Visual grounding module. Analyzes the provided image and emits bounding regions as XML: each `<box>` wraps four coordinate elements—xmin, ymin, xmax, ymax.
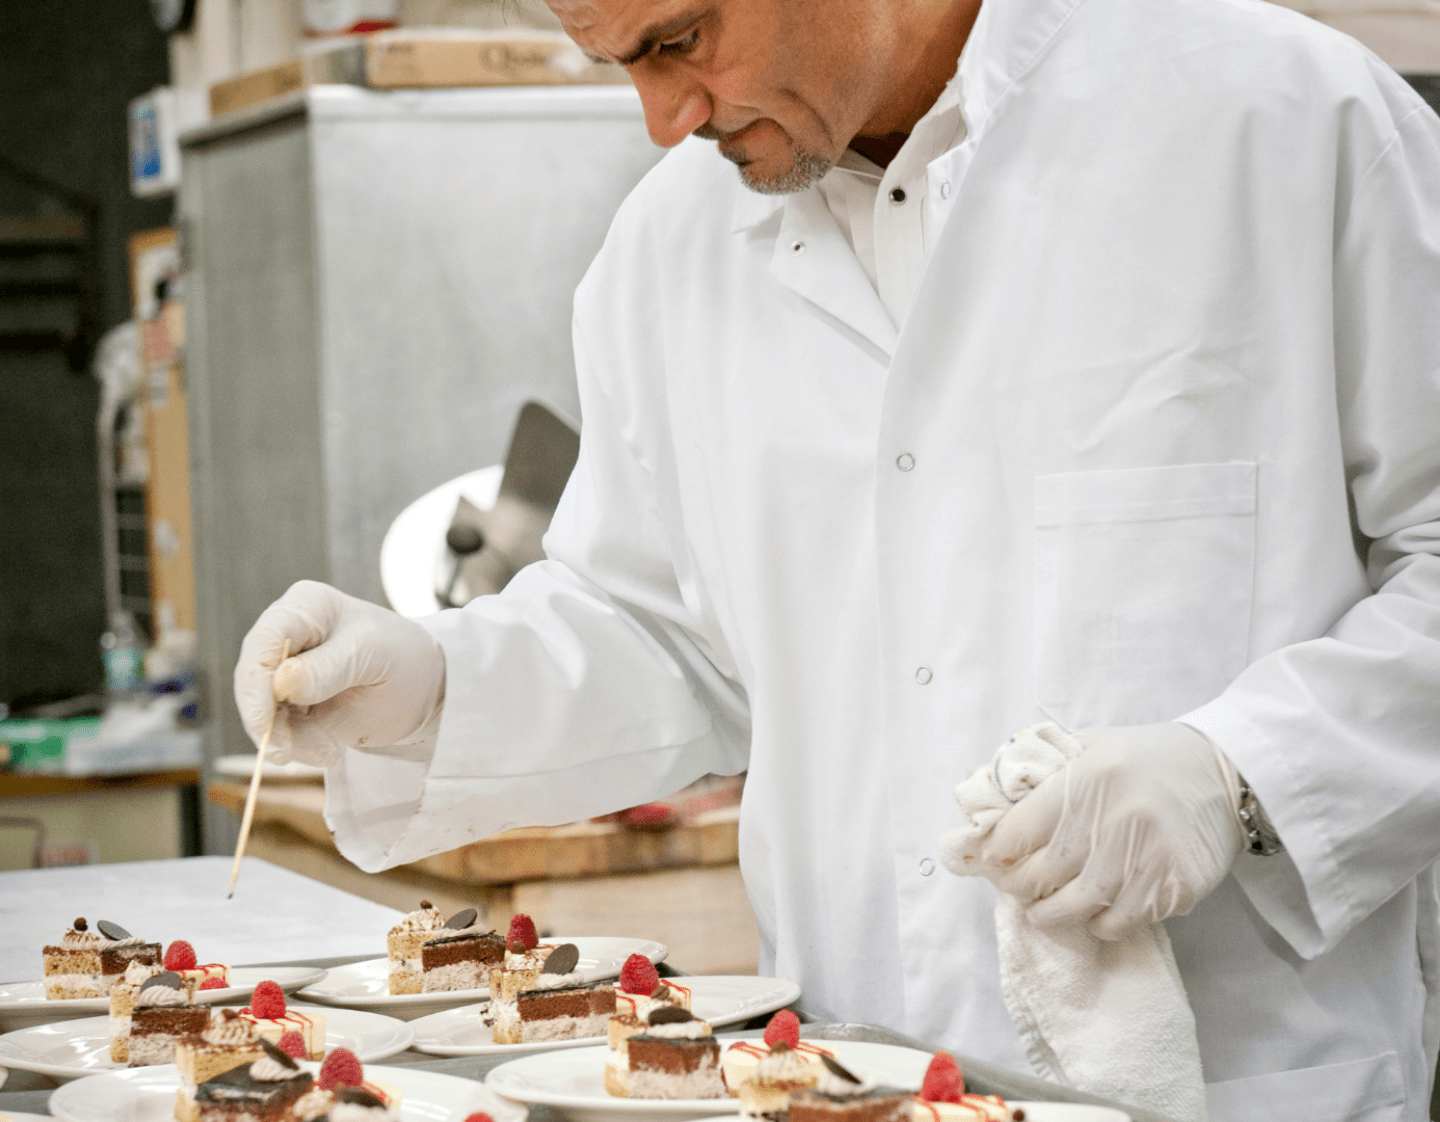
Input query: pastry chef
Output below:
<box><xmin>234</xmin><ymin>0</ymin><xmax>1440</xmax><ymax>1116</ymax></box>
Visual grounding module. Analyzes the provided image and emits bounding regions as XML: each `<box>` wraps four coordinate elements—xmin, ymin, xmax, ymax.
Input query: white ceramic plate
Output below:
<box><xmin>0</xmin><ymin>1113</ymin><xmax>57</xmax><ymax>1122</ymax></box>
<box><xmin>686</xmin><ymin>1109</ymin><xmax>1126</xmax><ymax>1122</ymax></box>
<box><xmin>0</xmin><ymin>1003</ymin><xmax>413</xmax><ymax>1082</ymax></box>
<box><xmin>410</xmin><ymin>975</ymin><xmax>802</xmax><ymax>1056</ymax></box>
<box><xmin>213</xmin><ymin>753</ymin><xmax>325</xmax><ymax>781</ymax></box>
<box><xmin>299</xmin><ymin>936</ymin><xmax>668</xmax><ymax>1021</ymax></box>
<box><xmin>48</xmin><ymin>1061</ymin><xmax>526</xmax><ymax>1122</ymax></box>
<box><xmin>487</xmin><ymin>1039</ymin><xmax>939</xmax><ymax>1122</ymax></box>
<box><xmin>0</xmin><ymin>965</ymin><xmax>327</xmax><ymax>1033</ymax></box>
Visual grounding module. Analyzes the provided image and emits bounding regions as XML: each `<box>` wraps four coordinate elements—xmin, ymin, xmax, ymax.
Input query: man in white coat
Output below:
<box><xmin>234</xmin><ymin>0</ymin><xmax>1440</xmax><ymax>1116</ymax></box>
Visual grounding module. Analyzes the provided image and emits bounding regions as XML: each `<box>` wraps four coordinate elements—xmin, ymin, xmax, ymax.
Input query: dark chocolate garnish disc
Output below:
<box><xmin>820</xmin><ymin>1053</ymin><xmax>862</xmax><ymax>1084</ymax></box>
<box><xmin>97</xmin><ymin>920</ymin><xmax>131</xmax><ymax>940</ymax></box>
<box><xmin>147</xmin><ymin>971</ymin><xmax>184</xmax><ymax>990</ymax></box>
<box><xmin>542</xmin><ymin>943</ymin><xmax>580</xmax><ymax>975</ymax></box>
<box><xmin>258</xmin><ymin>1034</ymin><xmax>300</xmax><ymax>1070</ymax></box>
<box><xmin>336</xmin><ymin>1086</ymin><xmax>386</xmax><ymax>1106</ymax></box>
<box><xmin>419</xmin><ymin>899</ymin><xmax>433</xmax><ymax>909</ymax></box>
<box><xmin>446</xmin><ymin>907</ymin><xmax>477</xmax><ymax>930</ymax></box>
<box><xmin>648</xmin><ymin>1005</ymin><xmax>695</xmax><ymax>1025</ymax></box>
<box><xmin>73</xmin><ymin>917</ymin><xmax>88</xmax><ymax>932</ymax></box>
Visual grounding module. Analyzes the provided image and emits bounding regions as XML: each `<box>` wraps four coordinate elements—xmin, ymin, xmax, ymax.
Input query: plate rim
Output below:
<box><xmin>297</xmin><ymin>936</ymin><xmax>669</xmax><ymax>1008</ymax></box>
<box><xmin>0</xmin><ymin>964</ymin><xmax>327</xmax><ymax>1011</ymax></box>
<box><xmin>46</xmin><ymin>1060</ymin><xmax>529</xmax><ymax>1122</ymax></box>
<box><xmin>483</xmin><ymin>1039</ymin><xmax>934</xmax><ymax>1113</ymax></box>
<box><xmin>410</xmin><ymin>975</ymin><xmax>802</xmax><ymax>1057</ymax></box>
<box><xmin>0</xmin><ymin>1002</ymin><xmax>414</xmax><ymax>1080</ymax></box>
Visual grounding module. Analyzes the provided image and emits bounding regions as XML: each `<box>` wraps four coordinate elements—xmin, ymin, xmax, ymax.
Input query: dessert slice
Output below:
<box><xmin>738</xmin><ymin>1037</ymin><xmax>831</xmax><ymax>1121</ymax></box>
<box><xmin>484</xmin><ymin>913</ymin><xmax>557</xmax><ymax>1000</ymax></box>
<box><xmin>239</xmin><ymin>980</ymin><xmax>326</xmax><ymax>1060</ymax></box>
<box><xmin>165</xmin><ymin>940</ymin><xmax>230</xmax><ymax>991</ymax></box>
<box><xmin>490</xmin><ymin>942</ymin><xmax>615</xmax><ymax>1043</ymax></box>
<box><xmin>614</xmin><ymin>1007</ymin><xmax>725</xmax><ymax>1100</ymax></box>
<box><xmin>43</xmin><ymin>917</ymin><xmax>160</xmax><ymax>999</ymax></box>
<box><xmin>419</xmin><ymin>906</ymin><xmax>507</xmax><ymax>993</ymax></box>
<box><xmin>606</xmin><ymin>952</ymin><xmax>692</xmax><ymax>1059</ymax></box>
<box><xmin>909</xmin><ymin>1052</ymin><xmax>1020</xmax><ymax>1122</ymax></box>
<box><xmin>723</xmin><ymin>1010</ymin><xmax>834</xmax><ymax>1096</ymax></box>
<box><xmin>115</xmin><ymin>967</ymin><xmax>207</xmax><ymax>1066</ymax></box>
<box><xmin>174</xmin><ymin>1009</ymin><xmax>268</xmax><ymax>1122</ymax></box>
<box><xmin>788</xmin><ymin>1054</ymin><xmax>915</xmax><ymax>1122</ymax></box>
<box><xmin>386</xmin><ymin>900</ymin><xmax>447</xmax><ymax>994</ymax></box>
<box><xmin>289</xmin><ymin>1047</ymin><xmax>404</xmax><ymax>1120</ymax></box>
<box><xmin>192</xmin><ymin>1036</ymin><xmax>314</xmax><ymax>1121</ymax></box>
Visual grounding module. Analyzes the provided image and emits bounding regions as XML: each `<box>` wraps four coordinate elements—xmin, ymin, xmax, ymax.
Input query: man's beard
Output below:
<box><xmin>694</xmin><ymin>122</ymin><xmax>833</xmax><ymax>195</ymax></box>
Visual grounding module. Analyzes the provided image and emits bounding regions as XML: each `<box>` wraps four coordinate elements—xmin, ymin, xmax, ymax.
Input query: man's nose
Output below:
<box><xmin>631</xmin><ymin>67</ymin><xmax>711</xmax><ymax>148</ymax></box>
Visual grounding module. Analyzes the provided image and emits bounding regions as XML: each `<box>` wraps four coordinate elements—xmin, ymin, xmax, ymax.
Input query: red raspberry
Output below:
<box><xmin>199</xmin><ymin>976</ymin><xmax>227</xmax><ymax>990</ymax></box>
<box><xmin>318</xmin><ymin>1047</ymin><xmax>364</xmax><ymax>1090</ymax></box>
<box><xmin>920</xmin><ymin>1051</ymin><xmax>965</xmax><ymax>1104</ymax></box>
<box><xmin>763</xmin><ymin>1009</ymin><xmax>801</xmax><ymax>1049</ymax></box>
<box><xmin>507</xmin><ymin>914</ymin><xmax>538</xmax><ymax>950</ymax></box>
<box><xmin>618</xmin><ymin>953</ymin><xmax>660</xmax><ymax>995</ymax></box>
<box><xmin>249</xmin><ymin>980</ymin><xmax>286</xmax><ymax>1020</ymax></box>
<box><xmin>278</xmin><ymin>1032</ymin><xmax>307</xmax><ymax>1059</ymax></box>
<box><xmin>163</xmin><ymin>940</ymin><xmax>197</xmax><ymax>971</ymax></box>
<box><xmin>463</xmin><ymin>1115</ymin><xmax>496</xmax><ymax>1122</ymax></box>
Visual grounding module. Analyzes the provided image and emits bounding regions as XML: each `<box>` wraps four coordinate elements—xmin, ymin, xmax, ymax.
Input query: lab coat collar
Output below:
<box><xmin>726</xmin><ymin>0</ymin><xmax>1086</xmax><ymax>239</ymax></box>
<box><xmin>769</xmin><ymin>186</ymin><xmax>899</xmax><ymax>356</ymax></box>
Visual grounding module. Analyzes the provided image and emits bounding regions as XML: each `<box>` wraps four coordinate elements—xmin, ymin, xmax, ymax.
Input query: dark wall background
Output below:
<box><xmin>0</xmin><ymin>0</ymin><xmax>172</xmax><ymax>710</ymax></box>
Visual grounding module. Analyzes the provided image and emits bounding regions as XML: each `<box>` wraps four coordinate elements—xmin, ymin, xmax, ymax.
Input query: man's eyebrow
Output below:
<box><xmin>585</xmin><ymin>9</ymin><xmax>709</xmax><ymax>67</ymax></box>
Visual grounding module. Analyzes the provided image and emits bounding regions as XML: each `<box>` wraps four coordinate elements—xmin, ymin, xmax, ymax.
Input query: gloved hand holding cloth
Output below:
<box><xmin>233</xmin><ymin>580</ymin><xmax>447</xmax><ymax>767</ymax></box>
<box><xmin>941</xmin><ymin>721</ymin><xmax>1248</xmax><ymax>1122</ymax></box>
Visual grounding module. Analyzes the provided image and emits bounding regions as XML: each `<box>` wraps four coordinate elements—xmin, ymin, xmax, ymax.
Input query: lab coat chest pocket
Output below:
<box><xmin>1205</xmin><ymin>1052</ymin><xmax>1404</xmax><ymax>1122</ymax></box>
<box><xmin>1033</xmin><ymin>461</ymin><xmax>1257</xmax><ymax>729</ymax></box>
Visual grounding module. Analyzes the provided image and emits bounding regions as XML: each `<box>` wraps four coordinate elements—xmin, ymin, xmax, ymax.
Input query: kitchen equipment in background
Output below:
<box><xmin>441</xmin><ymin>401</ymin><xmax>579</xmax><ymax>605</ymax></box>
<box><xmin>180</xmin><ymin>85</ymin><xmax>661</xmax><ymax>854</ymax></box>
<box><xmin>379</xmin><ymin>401</ymin><xmax>581</xmax><ymax>614</ymax></box>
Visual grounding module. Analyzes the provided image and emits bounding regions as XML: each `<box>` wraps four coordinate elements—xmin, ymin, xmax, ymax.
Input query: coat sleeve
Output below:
<box><xmin>1181</xmin><ymin>95</ymin><xmax>1440</xmax><ymax>959</ymax></box>
<box><xmin>324</xmin><ymin>210</ymin><xmax>752</xmax><ymax>873</ymax></box>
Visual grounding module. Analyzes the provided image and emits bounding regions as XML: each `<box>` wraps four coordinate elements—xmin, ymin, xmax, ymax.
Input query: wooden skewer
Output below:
<box><xmin>227</xmin><ymin>637</ymin><xmax>290</xmax><ymax>899</ymax></box>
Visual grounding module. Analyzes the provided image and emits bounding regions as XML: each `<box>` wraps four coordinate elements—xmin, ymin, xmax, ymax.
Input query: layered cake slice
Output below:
<box><xmin>43</xmin><ymin>917</ymin><xmax>161</xmax><ymax>999</ymax></box>
<box><xmin>420</xmin><ymin>907</ymin><xmax>507</xmax><ymax>993</ymax></box>
<box><xmin>165</xmin><ymin>940</ymin><xmax>229</xmax><ymax>991</ymax></box>
<box><xmin>191</xmin><ymin>1036</ymin><xmax>314</xmax><ymax>1121</ymax></box>
<box><xmin>609</xmin><ymin>1007</ymin><xmax>724</xmax><ymax>1100</ymax></box>
<box><xmin>239</xmin><ymin>980</ymin><xmax>326</xmax><ymax>1060</ymax></box>
<box><xmin>485</xmin><ymin>913</ymin><xmax>556</xmax><ymax>999</ymax></box>
<box><xmin>723</xmin><ymin>1010</ymin><xmax>833</xmax><ymax>1096</ymax></box>
<box><xmin>909</xmin><ymin>1053</ymin><xmax>1020</xmax><ymax>1122</ymax></box>
<box><xmin>386</xmin><ymin>900</ymin><xmax>447</xmax><ymax>994</ymax></box>
<box><xmin>109</xmin><ymin>963</ymin><xmax>204</xmax><ymax>1064</ymax></box>
<box><xmin>738</xmin><ymin>1039</ymin><xmax>832</xmax><ymax>1121</ymax></box>
<box><xmin>788</xmin><ymin>1054</ymin><xmax>915</xmax><ymax>1122</ymax></box>
<box><xmin>288</xmin><ymin>1047</ymin><xmax>404</xmax><ymax>1120</ymax></box>
<box><xmin>607</xmin><ymin>952</ymin><xmax>692</xmax><ymax>1061</ymax></box>
<box><xmin>490</xmin><ymin>943</ymin><xmax>615</xmax><ymax>1044</ymax></box>
<box><xmin>174</xmin><ymin>1009</ymin><xmax>268</xmax><ymax>1122</ymax></box>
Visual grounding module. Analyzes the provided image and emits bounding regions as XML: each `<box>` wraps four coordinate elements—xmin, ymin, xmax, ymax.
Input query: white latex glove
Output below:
<box><xmin>981</xmin><ymin>722</ymin><xmax>1245</xmax><ymax>941</ymax></box>
<box><xmin>233</xmin><ymin>580</ymin><xmax>446</xmax><ymax>767</ymax></box>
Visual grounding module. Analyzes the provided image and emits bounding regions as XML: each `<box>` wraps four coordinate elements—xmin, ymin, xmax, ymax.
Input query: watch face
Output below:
<box><xmin>150</xmin><ymin>0</ymin><xmax>195</xmax><ymax>33</ymax></box>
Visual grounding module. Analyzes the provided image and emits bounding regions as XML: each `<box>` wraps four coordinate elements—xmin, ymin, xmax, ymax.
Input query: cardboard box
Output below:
<box><xmin>364</xmin><ymin>28</ymin><xmax>628</xmax><ymax>88</ymax></box>
<box><xmin>209</xmin><ymin>40</ymin><xmax>367</xmax><ymax>117</ymax></box>
<box><xmin>208</xmin><ymin>30</ymin><xmax>626</xmax><ymax>118</ymax></box>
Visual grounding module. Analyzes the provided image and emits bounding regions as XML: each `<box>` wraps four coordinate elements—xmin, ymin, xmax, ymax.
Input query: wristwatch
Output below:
<box><xmin>1237</xmin><ymin>774</ymin><xmax>1284</xmax><ymax>856</ymax></box>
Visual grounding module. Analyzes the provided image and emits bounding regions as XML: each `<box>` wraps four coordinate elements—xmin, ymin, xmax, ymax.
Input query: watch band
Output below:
<box><xmin>1237</xmin><ymin>774</ymin><xmax>1284</xmax><ymax>856</ymax></box>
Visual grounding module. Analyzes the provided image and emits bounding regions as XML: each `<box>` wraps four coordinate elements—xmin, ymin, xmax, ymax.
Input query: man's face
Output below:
<box><xmin>550</xmin><ymin>0</ymin><xmax>890</xmax><ymax>194</ymax></box>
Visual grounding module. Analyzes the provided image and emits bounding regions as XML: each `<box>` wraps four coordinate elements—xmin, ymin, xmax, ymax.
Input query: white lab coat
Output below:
<box><xmin>323</xmin><ymin>0</ymin><xmax>1440</xmax><ymax>1115</ymax></box>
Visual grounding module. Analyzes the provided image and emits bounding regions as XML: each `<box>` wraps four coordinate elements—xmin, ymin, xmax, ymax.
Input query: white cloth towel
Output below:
<box><xmin>940</xmin><ymin>722</ymin><xmax>1208</xmax><ymax>1122</ymax></box>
